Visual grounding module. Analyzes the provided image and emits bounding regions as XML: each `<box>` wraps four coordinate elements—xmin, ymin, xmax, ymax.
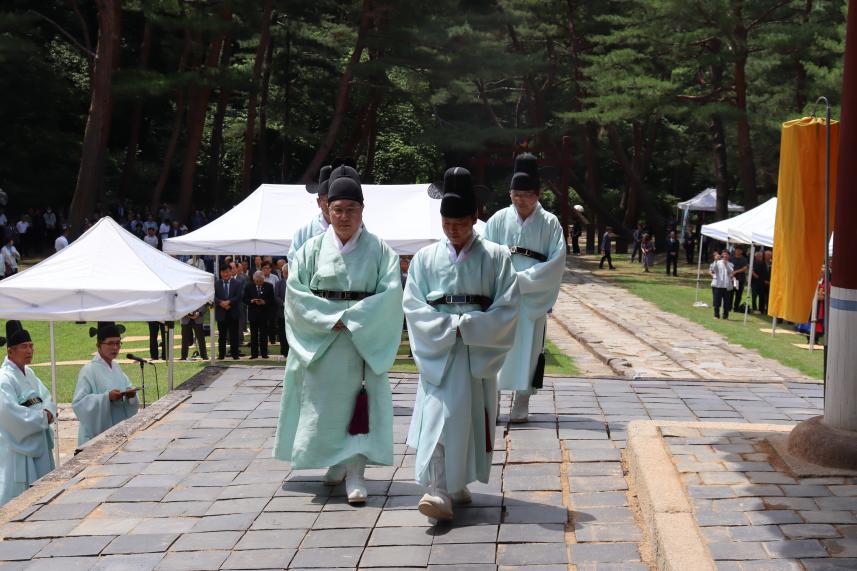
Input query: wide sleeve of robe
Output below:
<box><xmin>0</xmin><ymin>377</ymin><xmax>50</xmax><ymax>457</ymax></box>
<box><xmin>403</xmin><ymin>239</ymin><xmax>519</xmax><ymax>385</ymax></box>
<box><xmin>285</xmin><ymin>232</ymin><xmax>403</xmax><ymax>375</ymax></box>
<box><xmin>402</xmin><ymin>252</ymin><xmax>463</xmax><ymax>387</ymax></box>
<box><xmin>513</xmin><ymin>213</ymin><xmax>567</xmax><ymax>316</ymax></box>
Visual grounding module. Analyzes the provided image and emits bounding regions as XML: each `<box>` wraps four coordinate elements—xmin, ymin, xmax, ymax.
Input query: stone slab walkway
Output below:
<box><xmin>0</xmin><ymin>364</ymin><xmax>827</xmax><ymax>571</ymax></box>
<box><xmin>552</xmin><ymin>265</ymin><xmax>816</xmax><ymax>383</ymax></box>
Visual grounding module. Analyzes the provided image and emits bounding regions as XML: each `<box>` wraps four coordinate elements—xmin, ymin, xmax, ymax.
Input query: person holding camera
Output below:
<box><xmin>709</xmin><ymin>250</ymin><xmax>735</xmax><ymax>319</ymax></box>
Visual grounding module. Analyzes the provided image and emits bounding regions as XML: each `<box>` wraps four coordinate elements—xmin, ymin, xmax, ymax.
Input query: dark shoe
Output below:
<box><xmin>232</xmin><ymin>355</ymin><xmax>240</xmax><ymax>360</ymax></box>
<box><xmin>249</xmin><ymin>355</ymin><xmax>257</xmax><ymax>360</ymax></box>
<box><xmin>261</xmin><ymin>354</ymin><xmax>269</xmax><ymax>359</ymax></box>
<box><xmin>218</xmin><ymin>354</ymin><xmax>226</xmax><ymax>360</ymax></box>
<box><xmin>609</xmin><ymin>267</ymin><xmax>617</xmax><ymax>270</ymax></box>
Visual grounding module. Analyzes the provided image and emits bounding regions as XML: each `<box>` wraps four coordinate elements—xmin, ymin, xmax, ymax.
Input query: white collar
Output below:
<box><xmin>515</xmin><ymin>203</ymin><xmax>541</xmax><ymax>228</ymax></box>
<box><xmin>446</xmin><ymin>232</ymin><xmax>477</xmax><ymax>264</ymax></box>
<box><xmin>318</xmin><ymin>212</ymin><xmax>330</xmax><ymax>231</ymax></box>
<box><xmin>94</xmin><ymin>352</ymin><xmax>115</xmax><ymax>371</ymax></box>
<box><xmin>331</xmin><ymin>226</ymin><xmax>363</xmax><ymax>254</ymax></box>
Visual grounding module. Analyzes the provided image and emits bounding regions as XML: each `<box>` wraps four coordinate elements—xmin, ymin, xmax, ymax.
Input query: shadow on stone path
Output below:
<box><xmin>0</xmin><ymin>363</ymin><xmax>825</xmax><ymax>570</ymax></box>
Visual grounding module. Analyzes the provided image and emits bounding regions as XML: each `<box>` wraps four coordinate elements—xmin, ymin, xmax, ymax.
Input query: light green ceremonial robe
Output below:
<box><xmin>484</xmin><ymin>203</ymin><xmax>566</xmax><ymax>392</ymax></box>
<box><xmin>0</xmin><ymin>358</ymin><xmax>56</xmax><ymax>506</ymax></box>
<box><xmin>274</xmin><ymin>227</ymin><xmax>403</xmax><ymax>468</ymax></box>
<box><xmin>73</xmin><ymin>354</ymin><xmax>139</xmax><ymax>446</ymax></box>
<box><xmin>404</xmin><ymin>234</ymin><xmax>519</xmax><ymax>493</ymax></box>
<box><xmin>287</xmin><ymin>213</ymin><xmax>328</xmax><ymax>264</ymax></box>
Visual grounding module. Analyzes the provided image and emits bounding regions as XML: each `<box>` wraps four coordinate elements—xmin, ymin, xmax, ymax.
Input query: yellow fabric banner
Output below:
<box><xmin>769</xmin><ymin>117</ymin><xmax>838</xmax><ymax>323</ymax></box>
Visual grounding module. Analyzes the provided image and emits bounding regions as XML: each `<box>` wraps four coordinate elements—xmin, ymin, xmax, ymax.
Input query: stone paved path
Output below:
<box><xmin>663</xmin><ymin>424</ymin><xmax>857</xmax><ymax>571</ymax></box>
<box><xmin>0</xmin><ymin>365</ymin><xmax>826</xmax><ymax>570</ymax></box>
<box><xmin>552</xmin><ymin>265</ymin><xmax>815</xmax><ymax>383</ymax></box>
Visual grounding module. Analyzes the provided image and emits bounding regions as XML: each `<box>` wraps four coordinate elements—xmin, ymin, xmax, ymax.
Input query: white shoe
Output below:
<box><xmin>323</xmin><ymin>464</ymin><xmax>346</xmax><ymax>486</ymax></box>
<box><xmin>345</xmin><ymin>458</ymin><xmax>367</xmax><ymax>504</ymax></box>
<box><xmin>450</xmin><ymin>485</ymin><xmax>472</xmax><ymax>505</ymax></box>
<box><xmin>418</xmin><ymin>491</ymin><xmax>453</xmax><ymax>521</ymax></box>
<box><xmin>510</xmin><ymin>392</ymin><xmax>530</xmax><ymax>423</ymax></box>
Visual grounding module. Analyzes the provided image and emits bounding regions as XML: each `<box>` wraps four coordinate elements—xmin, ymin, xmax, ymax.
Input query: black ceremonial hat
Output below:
<box><xmin>438</xmin><ymin>167</ymin><xmax>477</xmax><ymax>218</ymax></box>
<box><xmin>305</xmin><ymin>165</ymin><xmax>333</xmax><ymax>195</ymax></box>
<box><xmin>512</xmin><ymin>152</ymin><xmax>540</xmax><ymax>189</ymax></box>
<box><xmin>327</xmin><ymin>176</ymin><xmax>364</xmax><ymax>204</ymax></box>
<box><xmin>5</xmin><ymin>320</ymin><xmax>31</xmax><ymax>347</ymax></box>
<box><xmin>328</xmin><ymin>165</ymin><xmax>361</xmax><ymax>187</ymax></box>
<box><xmin>510</xmin><ymin>171</ymin><xmax>539</xmax><ymax>192</ymax></box>
<box><xmin>89</xmin><ymin>321</ymin><xmax>126</xmax><ymax>341</ymax></box>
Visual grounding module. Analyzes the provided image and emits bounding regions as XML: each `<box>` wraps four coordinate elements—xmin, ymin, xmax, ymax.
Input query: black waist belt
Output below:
<box><xmin>311</xmin><ymin>289</ymin><xmax>372</xmax><ymax>301</ymax></box>
<box><xmin>20</xmin><ymin>397</ymin><xmax>43</xmax><ymax>407</ymax></box>
<box><xmin>509</xmin><ymin>246</ymin><xmax>547</xmax><ymax>262</ymax></box>
<box><xmin>428</xmin><ymin>294</ymin><xmax>491</xmax><ymax>308</ymax></box>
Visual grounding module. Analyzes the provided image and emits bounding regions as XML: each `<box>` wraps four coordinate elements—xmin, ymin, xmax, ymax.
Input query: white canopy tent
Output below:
<box><xmin>700</xmin><ymin>197</ymin><xmax>777</xmax><ymax>246</ymax></box>
<box><xmin>163</xmin><ymin>183</ymin><xmax>476</xmax><ymax>256</ymax></box>
<box><xmin>693</xmin><ymin>198</ymin><xmax>781</xmax><ymax>326</ymax></box>
<box><xmin>678</xmin><ymin>187</ymin><xmax>746</xmax><ymax>213</ymax></box>
<box><xmin>0</xmin><ymin>217</ymin><xmax>215</xmax><ymax>464</ymax></box>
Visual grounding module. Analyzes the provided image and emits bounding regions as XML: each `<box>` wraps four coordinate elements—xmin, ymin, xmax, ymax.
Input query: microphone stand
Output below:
<box><xmin>135</xmin><ymin>359</ymin><xmax>147</xmax><ymax>409</ymax></box>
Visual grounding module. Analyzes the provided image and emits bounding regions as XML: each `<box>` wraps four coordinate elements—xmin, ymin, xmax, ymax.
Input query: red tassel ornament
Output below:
<box><xmin>348</xmin><ymin>386</ymin><xmax>370</xmax><ymax>435</ymax></box>
<box><xmin>484</xmin><ymin>409</ymin><xmax>493</xmax><ymax>452</ymax></box>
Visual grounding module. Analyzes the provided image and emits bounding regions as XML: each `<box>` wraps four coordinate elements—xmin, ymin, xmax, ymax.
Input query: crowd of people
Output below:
<box><xmin>708</xmin><ymin>245</ymin><xmax>773</xmax><ymax>320</ymax></box>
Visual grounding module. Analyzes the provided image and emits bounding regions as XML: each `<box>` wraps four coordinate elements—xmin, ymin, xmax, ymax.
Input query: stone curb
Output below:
<box><xmin>0</xmin><ymin>365</ymin><xmax>224</xmax><ymax>527</ymax></box>
<box><xmin>549</xmin><ymin>313</ymin><xmax>638</xmax><ymax>379</ymax></box>
<box><xmin>627</xmin><ymin>420</ymin><xmax>796</xmax><ymax>571</ymax></box>
<box><xmin>626</xmin><ymin>420</ymin><xmax>713</xmax><ymax>571</ymax></box>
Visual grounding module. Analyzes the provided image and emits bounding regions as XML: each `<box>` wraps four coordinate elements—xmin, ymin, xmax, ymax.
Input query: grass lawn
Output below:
<box><xmin>20</xmin><ymin>320</ymin><xmax>578</xmax><ymax>403</ymax></box>
<box><xmin>576</xmin><ymin>252</ymin><xmax>824</xmax><ymax>380</ymax></box>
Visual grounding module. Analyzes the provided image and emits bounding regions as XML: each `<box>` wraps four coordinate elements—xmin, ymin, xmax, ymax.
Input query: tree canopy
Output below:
<box><xmin>0</xmin><ymin>0</ymin><xmax>846</xmax><ymax>237</ymax></box>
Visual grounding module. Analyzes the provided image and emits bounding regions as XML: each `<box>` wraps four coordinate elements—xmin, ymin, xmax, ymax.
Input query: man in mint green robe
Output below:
<box><xmin>274</xmin><ymin>173</ymin><xmax>403</xmax><ymax>504</ymax></box>
<box><xmin>73</xmin><ymin>322</ymin><xmax>139</xmax><ymax>446</ymax></box>
<box><xmin>0</xmin><ymin>322</ymin><xmax>56</xmax><ymax>506</ymax></box>
<box><xmin>484</xmin><ymin>155</ymin><xmax>566</xmax><ymax>422</ymax></box>
<box><xmin>404</xmin><ymin>167</ymin><xmax>519</xmax><ymax>522</ymax></box>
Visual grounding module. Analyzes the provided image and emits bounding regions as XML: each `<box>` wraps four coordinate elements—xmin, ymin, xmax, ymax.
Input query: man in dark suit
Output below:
<box><xmin>180</xmin><ymin>304</ymin><xmax>208</xmax><ymax>360</ymax></box>
<box><xmin>215</xmin><ymin>265</ymin><xmax>242</xmax><ymax>359</ymax></box>
<box><xmin>272</xmin><ymin>264</ymin><xmax>289</xmax><ymax>357</ymax></box>
<box><xmin>243</xmin><ymin>271</ymin><xmax>275</xmax><ymax>359</ymax></box>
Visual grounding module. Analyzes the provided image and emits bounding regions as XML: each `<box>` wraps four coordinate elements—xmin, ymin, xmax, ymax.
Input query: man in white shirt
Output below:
<box><xmin>54</xmin><ymin>226</ymin><xmax>70</xmax><ymax>252</ymax></box>
<box><xmin>709</xmin><ymin>250</ymin><xmax>735</xmax><ymax>319</ymax></box>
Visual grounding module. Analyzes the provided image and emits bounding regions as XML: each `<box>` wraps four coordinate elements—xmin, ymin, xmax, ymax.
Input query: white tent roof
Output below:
<box><xmin>163</xmin><ymin>184</ymin><xmax>484</xmax><ymax>256</ymax></box>
<box><xmin>700</xmin><ymin>197</ymin><xmax>777</xmax><ymax>247</ymax></box>
<box><xmin>0</xmin><ymin>217</ymin><xmax>213</xmax><ymax>321</ymax></box>
<box><xmin>678</xmin><ymin>187</ymin><xmax>745</xmax><ymax>213</ymax></box>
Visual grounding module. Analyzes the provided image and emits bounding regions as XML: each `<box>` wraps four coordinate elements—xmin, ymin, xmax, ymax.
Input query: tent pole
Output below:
<box><xmin>744</xmin><ymin>244</ymin><xmax>755</xmax><ymax>325</ymax></box>
<box><xmin>810</xmin><ymin>283</ymin><xmax>819</xmax><ymax>351</ymax></box>
<box><xmin>772</xmin><ymin>314</ymin><xmax>777</xmax><ymax>337</ymax></box>
<box><xmin>49</xmin><ymin>321</ymin><xmax>60</xmax><ymax>467</ymax></box>
<box><xmin>694</xmin><ymin>236</ymin><xmax>704</xmax><ymax>305</ymax></box>
<box><xmin>212</xmin><ymin>255</ymin><xmax>218</xmax><ymax>364</ymax></box>
<box><xmin>167</xmin><ymin>322</ymin><xmax>175</xmax><ymax>391</ymax></box>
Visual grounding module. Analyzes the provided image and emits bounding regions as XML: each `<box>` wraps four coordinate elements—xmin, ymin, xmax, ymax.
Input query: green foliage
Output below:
<box><xmin>0</xmin><ymin>0</ymin><xmax>846</xmax><ymax>225</ymax></box>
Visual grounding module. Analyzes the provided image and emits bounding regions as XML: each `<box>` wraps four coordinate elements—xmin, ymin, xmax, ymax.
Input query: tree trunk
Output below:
<box><xmin>119</xmin><ymin>17</ymin><xmax>152</xmax><ymax>202</ymax></box>
<box><xmin>733</xmin><ymin>8</ymin><xmax>758</xmax><ymax>208</ymax></box>
<box><xmin>280</xmin><ymin>27</ymin><xmax>292</xmax><ymax>183</ymax></box>
<box><xmin>300</xmin><ymin>0</ymin><xmax>373</xmax><ymax>182</ymax></box>
<box><xmin>607</xmin><ymin>123</ymin><xmax>665</xmax><ymax>237</ymax></box>
<box><xmin>711</xmin><ymin>113</ymin><xmax>730</xmax><ymax>220</ymax></box>
<box><xmin>68</xmin><ymin>0</ymin><xmax>121</xmax><ymax>235</ymax></box>
<box><xmin>207</xmin><ymin>37</ymin><xmax>235</xmax><ymax>209</ymax></box>
<box><xmin>795</xmin><ymin>0</ymin><xmax>813</xmax><ymax>111</ymax></box>
<box><xmin>258</xmin><ymin>32</ymin><xmax>274</xmax><ymax>183</ymax></box>
<box><xmin>362</xmin><ymin>93</ymin><xmax>380</xmax><ymax>182</ymax></box>
<box><xmin>240</xmin><ymin>0</ymin><xmax>274</xmax><ymax>194</ymax></box>
<box><xmin>176</xmin><ymin>3</ymin><xmax>232</xmax><ymax>222</ymax></box>
<box><xmin>151</xmin><ymin>31</ymin><xmax>192</xmax><ymax>213</ymax></box>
